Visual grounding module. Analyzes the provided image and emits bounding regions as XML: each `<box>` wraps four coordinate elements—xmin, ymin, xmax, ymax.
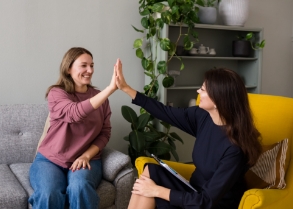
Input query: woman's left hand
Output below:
<box><xmin>70</xmin><ymin>156</ymin><xmax>91</xmax><ymax>172</ymax></box>
<box><xmin>132</xmin><ymin>175</ymin><xmax>158</xmax><ymax>197</ymax></box>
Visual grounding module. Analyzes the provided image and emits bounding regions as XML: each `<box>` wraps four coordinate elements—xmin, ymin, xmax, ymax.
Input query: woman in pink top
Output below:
<box><xmin>29</xmin><ymin>47</ymin><xmax>119</xmax><ymax>209</ymax></box>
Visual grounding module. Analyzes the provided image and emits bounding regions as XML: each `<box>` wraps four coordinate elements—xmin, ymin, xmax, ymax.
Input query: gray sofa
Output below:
<box><xmin>0</xmin><ymin>104</ymin><xmax>134</xmax><ymax>209</ymax></box>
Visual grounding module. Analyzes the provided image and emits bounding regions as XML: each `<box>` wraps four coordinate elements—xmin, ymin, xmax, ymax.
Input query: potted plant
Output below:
<box><xmin>122</xmin><ymin>0</ymin><xmax>200</xmax><ymax>165</ymax></box>
<box><xmin>232</xmin><ymin>32</ymin><xmax>266</xmax><ymax>57</ymax></box>
<box><xmin>195</xmin><ymin>0</ymin><xmax>220</xmax><ymax>24</ymax></box>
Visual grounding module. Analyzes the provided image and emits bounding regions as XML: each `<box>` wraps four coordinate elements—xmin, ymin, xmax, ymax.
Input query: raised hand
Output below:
<box><xmin>114</xmin><ymin>58</ymin><xmax>137</xmax><ymax>99</ymax></box>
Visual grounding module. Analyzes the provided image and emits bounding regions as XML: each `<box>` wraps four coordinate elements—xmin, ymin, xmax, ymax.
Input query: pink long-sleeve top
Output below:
<box><xmin>38</xmin><ymin>87</ymin><xmax>111</xmax><ymax>168</ymax></box>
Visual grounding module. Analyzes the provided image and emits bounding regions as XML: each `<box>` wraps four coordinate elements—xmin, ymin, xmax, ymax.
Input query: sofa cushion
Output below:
<box><xmin>10</xmin><ymin>163</ymin><xmax>116</xmax><ymax>209</ymax></box>
<box><xmin>0</xmin><ymin>104</ymin><xmax>48</xmax><ymax>164</ymax></box>
<box><xmin>0</xmin><ymin>164</ymin><xmax>28</xmax><ymax>209</ymax></box>
<box><xmin>245</xmin><ymin>138</ymin><xmax>290</xmax><ymax>189</ymax></box>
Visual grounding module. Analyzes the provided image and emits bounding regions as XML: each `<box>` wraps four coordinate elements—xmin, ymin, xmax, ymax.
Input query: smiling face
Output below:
<box><xmin>68</xmin><ymin>53</ymin><xmax>94</xmax><ymax>93</ymax></box>
<box><xmin>197</xmin><ymin>82</ymin><xmax>216</xmax><ymax>111</ymax></box>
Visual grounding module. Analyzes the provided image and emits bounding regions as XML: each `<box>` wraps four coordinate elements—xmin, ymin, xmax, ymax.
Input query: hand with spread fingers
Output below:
<box><xmin>70</xmin><ymin>156</ymin><xmax>91</xmax><ymax>172</ymax></box>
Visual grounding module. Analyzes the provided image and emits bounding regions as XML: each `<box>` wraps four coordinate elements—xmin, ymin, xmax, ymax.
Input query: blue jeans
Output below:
<box><xmin>29</xmin><ymin>152</ymin><xmax>102</xmax><ymax>209</ymax></box>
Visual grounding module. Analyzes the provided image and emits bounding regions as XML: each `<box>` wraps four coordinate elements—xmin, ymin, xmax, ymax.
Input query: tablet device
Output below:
<box><xmin>151</xmin><ymin>154</ymin><xmax>197</xmax><ymax>192</ymax></box>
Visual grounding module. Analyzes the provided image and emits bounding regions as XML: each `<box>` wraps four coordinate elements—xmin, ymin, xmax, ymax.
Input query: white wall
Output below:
<box><xmin>0</xmin><ymin>0</ymin><xmax>144</xmax><ymax>153</ymax></box>
<box><xmin>0</xmin><ymin>1</ymin><xmax>293</xmax><ymax>158</ymax></box>
<box><xmin>245</xmin><ymin>0</ymin><xmax>293</xmax><ymax>97</ymax></box>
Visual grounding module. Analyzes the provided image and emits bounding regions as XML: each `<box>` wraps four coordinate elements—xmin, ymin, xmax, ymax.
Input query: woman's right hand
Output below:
<box><xmin>115</xmin><ymin>59</ymin><xmax>137</xmax><ymax>99</ymax></box>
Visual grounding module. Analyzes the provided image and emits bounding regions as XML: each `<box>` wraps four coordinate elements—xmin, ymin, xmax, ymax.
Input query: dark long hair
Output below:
<box><xmin>204</xmin><ymin>68</ymin><xmax>262</xmax><ymax>167</ymax></box>
<box><xmin>45</xmin><ymin>47</ymin><xmax>94</xmax><ymax>98</ymax></box>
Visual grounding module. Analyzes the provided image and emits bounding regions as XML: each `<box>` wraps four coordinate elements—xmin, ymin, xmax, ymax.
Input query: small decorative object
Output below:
<box><xmin>198</xmin><ymin>44</ymin><xmax>210</xmax><ymax>54</ymax></box>
<box><xmin>209</xmin><ymin>48</ymin><xmax>216</xmax><ymax>55</ymax></box>
<box><xmin>232</xmin><ymin>32</ymin><xmax>265</xmax><ymax>57</ymax></box>
<box><xmin>218</xmin><ymin>0</ymin><xmax>249</xmax><ymax>27</ymax></box>
<box><xmin>195</xmin><ymin>0</ymin><xmax>219</xmax><ymax>24</ymax></box>
<box><xmin>188</xmin><ymin>47</ymin><xmax>198</xmax><ymax>55</ymax></box>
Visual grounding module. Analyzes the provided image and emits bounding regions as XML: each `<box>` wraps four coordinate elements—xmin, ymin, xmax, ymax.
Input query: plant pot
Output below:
<box><xmin>232</xmin><ymin>40</ymin><xmax>251</xmax><ymax>57</ymax></box>
<box><xmin>218</xmin><ymin>0</ymin><xmax>249</xmax><ymax>27</ymax></box>
<box><xmin>198</xmin><ymin>7</ymin><xmax>217</xmax><ymax>24</ymax></box>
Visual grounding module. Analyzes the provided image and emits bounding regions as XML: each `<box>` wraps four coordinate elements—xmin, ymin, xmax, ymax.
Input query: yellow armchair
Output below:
<box><xmin>135</xmin><ymin>93</ymin><xmax>293</xmax><ymax>209</ymax></box>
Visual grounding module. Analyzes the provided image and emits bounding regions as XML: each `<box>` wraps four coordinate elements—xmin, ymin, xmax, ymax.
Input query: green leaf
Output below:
<box><xmin>168</xmin><ymin>0</ymin><xmax>175</xmax><ymax>7</ymax></box>
<box><xmin>146</xmin><ymin>61</ymin><xmax>154</xmax><ymax>72</ymax></box>
<box><xmin>160</xmin><ymin>38</ymin><xmax>171</xmax><ymax>51</ymax></box>
<box><xmin>152</xmin><ymin>3</ymin><xmax>165</xmax><ymax>12</ymax></box>
<box><xmin>259</xmin><ymin>40</ymin><xmax>265</xmax><ymax>48</ymax></box>
<box><xmin>140</xmin><ymin>107</ymin><xmax>147</xmax><ymax>114</ymax></box>
<box><xmin>161</xmin><ymin>11</ymin><xmax>172</xmax><ymax>25</ymax></box>
<box><xmin>169</xmin><ymin>132</ymin><xmax>184</xmax><ymax>144</ymax></box>
<box><xmin>167</xmin><ymin>137</ymin><xmax>176</xmax><ymax>150</ymax></box>
<box><xmin>170</xmin><ymin>148</ymin><xmax>179</xmax><ymax>161</ymax></box>
<box><xmin>136</xmin><ymin>48</ymin><xmax>144</xmax><ymax>59</ymax></box>
<box><xmin>157</xmin><ymin>61</ymin><xmax>167</xmax><ymax>74</ymax></box>
<box><xmin>162</xmin><ymin>76</ymin><xmax>174</xmax><ymax>88</ymax></box>
<box><xmin>171</xmin><ymin>5</ymin><xmax>179</xmax><ymax>14</ymax></box>
<box><xmin>160</xmin><ymin>121</ymin><xmax>171</xmax><ymax>129</ymax></box>
<box><xmin>140</xmin><ymin>8</ymin><xmax>150</xmax><ymax>16</ymax></box>
<box><xmin>196</xmin><ymin>0</ymin><xmax>206</xmax><ymax>7</ymax></box>
<box><xmin>156</xmin><ymin>18</ymin><xmax>164</xmax><ymax>28</ymax></box>
<box><xmin>183</xmin><ymin>35</ymin><xmax>193</xmax><ymax>50</ymax></box>
<box><xmin>144</xmin><ymin>72</ymin><xmax>154</xmax><ymax>79</ymax></box>
<box><xmin>141</xmin><ymin>17</ymin><xmax>149</xmax><ymax>29</ymax></box>
<box><xmin>129</xmin><ymin>130</ymin><xmax>146</xmax><ymax>152</ymax></box>
<box><xmin>245</xmin><ymin>32</ymin><xmax>253</xmax><ymax>41</ymax></box>
<box><xmin>147</xmin><ymin>141</ymin><xmax>172</xmax><ymax>156</ymax></box>
<box><xmin>121</xmin><ymin>105</ymin><xmax>138</xmax><ymax>125</ymax></box>
<box><xmin>188</xmin><ymin>10</ymin><xmax>200</xmax><ymax>23</ymax></box>
<box><xmin>137</xmin><ymin>113</ymin><xmax>150</xmax><ymax>130</ymax></box>
<box><xmin>141</xmin><ymin>57</ymin><xmax>150</xmax><ymax>70</ymax></box>
<box><xmin>133</xmin><ymin>39</ymin><xmax>143</xmax><ymax>48</ymax></box>
<box><xmin>149</xmin><ymin>15</ymin><xmax>155</xmax><ymax>27</ymax></box>
<box><xmin>168</xmin><ymin>42</ymin><xmax>176</xmax><ymax>56</ymax></box>
<box><xmin>131</xmin><ymin>25</ymin><xmax>144</xmax><ymax>33</ymax></box>
<box><xmin>143</xmin><ymin>132</ymin><xmax>160</xmax><ymax>142</ymax></box>
<box><xmin>180</xmin><ymin>61</ymin><xmax>185</xmax><ymax>70</ymax></box>
<box><xmin>150</xmin><ymin>27</ymin><xmax>156</xmax><ymax>37</ymax></box>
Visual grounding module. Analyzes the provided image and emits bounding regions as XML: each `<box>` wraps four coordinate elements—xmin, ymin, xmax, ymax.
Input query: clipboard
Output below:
<box><xmin>151</xmin><ymin>154</ymin><xmax>197</xmax><ymax>192</ymax></box>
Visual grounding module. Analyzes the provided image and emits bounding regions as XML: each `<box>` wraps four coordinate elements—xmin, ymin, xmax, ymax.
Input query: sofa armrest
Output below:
<box><xmin>113</xmin><ymin>166</ymin><xmax>134</xmax><ymax>209</ymax></box>
<box><xmin>101</xmin><ymin>147</ymin><xmax>131</xmax><ymax>182</ymax></box>
<box><xmin>135</xmin><ymin>157</ymin><xmax>196</xmax><ymax>180</ymax></box>
<box><xmin>239</xmin><ymin>188</ymin><xmax>290</xmax><ymax>208</ymax></box>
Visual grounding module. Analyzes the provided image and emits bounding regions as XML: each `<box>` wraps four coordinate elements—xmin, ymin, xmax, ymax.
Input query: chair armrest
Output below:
<box><xmin>135</xmin><ymin>157</ymin><xmax>196</xmax><ymax>180</ymax></box>
<box><xmin>101</xmin><ymin>147</ymin><xmax>131</xmax><ymax>181</ymax></box>
<box><xmin>239</xmin><ymin>188</ymin><xmax>290</xmax><ymax>208</ymax></box>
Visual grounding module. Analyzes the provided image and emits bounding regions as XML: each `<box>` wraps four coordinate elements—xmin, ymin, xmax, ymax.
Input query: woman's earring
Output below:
<box><xmin>214</xmin><ymin>105</ymin><xmax>217</xmax><ymax>109</ymax></box>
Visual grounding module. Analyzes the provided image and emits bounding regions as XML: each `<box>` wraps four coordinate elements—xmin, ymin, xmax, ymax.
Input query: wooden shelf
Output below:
<box><xmin>171</xmin><ymin>56</ymin><xmax>258</xmax><ymax>60</ymax></box>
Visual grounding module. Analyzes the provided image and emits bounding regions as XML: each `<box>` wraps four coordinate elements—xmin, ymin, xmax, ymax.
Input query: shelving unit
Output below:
<box><xmin>155</xmin><ymin>23</ymin><xmax>263</xmax><ymax>108</ymax></box>
<box><xmin>150</xmin><ymin>23</ymin><xmax>263</xmax><ymax>162</ymax></box>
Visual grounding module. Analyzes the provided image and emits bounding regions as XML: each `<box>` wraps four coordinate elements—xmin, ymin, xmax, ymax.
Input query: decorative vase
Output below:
<box><xmin>218</xmin><ymin>0</ymin><xmax>249</xmax><ymax>27</ymax></box>
<box><xmin>198</xmin><ymin>7</ymin><xmax>217</xmax><ymax>24</ymax></box>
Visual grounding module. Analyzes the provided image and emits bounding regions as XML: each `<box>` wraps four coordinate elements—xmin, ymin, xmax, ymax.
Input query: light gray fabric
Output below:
<box><xmin>0</xmin><ymin>164</ymin><xmax>28</xmax><ymax>209</ymax></box>
<box><xmin>114</xmin><ymin>167</ymin><xmax>135</xmax><ymax>209</ymax></box>
<box><xmin>102</xmin><ymin>147</ymin><xmax>131</xmax><ymax>181</ymax></box>
<box><xmin>0</xmin><ymin>104</ymin><xmax>48</xmax><ymax>164</ymax></box>
<box><xmin>0</xmin><ymin>104</ymin><xmax>133</xmax><ymax>209</ymax></box>
<box><xmin>97</xmin><ymin>180</ymin><xmax>116</xmax><ymax>208</ymax></box>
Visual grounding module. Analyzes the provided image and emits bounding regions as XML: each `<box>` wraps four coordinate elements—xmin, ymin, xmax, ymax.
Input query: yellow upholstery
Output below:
<box><xmin>135</xmin><ymin>93</ymin><xmax>293</xmax><ymax>209</ymax></box>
